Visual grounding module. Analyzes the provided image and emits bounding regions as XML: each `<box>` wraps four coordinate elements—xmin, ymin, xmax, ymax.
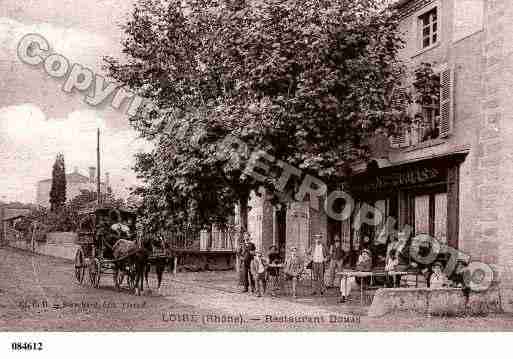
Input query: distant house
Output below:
<box><xmin>36</xmin><ymin>166</ymin><xmax>110</xmax><ymax>208</ymax></box>
<box><xmin>0</xmin><ymin>205</ymin><xmax>31</xmax><ymax>244</ymax></box>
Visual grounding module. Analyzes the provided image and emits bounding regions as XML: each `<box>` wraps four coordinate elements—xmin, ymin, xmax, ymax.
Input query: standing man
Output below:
<box><xmin>241</xmin><ymin>232</ymin><xmax>256</xmax><ymax>293</ymax></box>
<box><xmin>327</xmin><ymin>236</ymin><xmax>345</xmax><ymax>288</ymax></box>
<box><xmin>309</xmin><ymin>234</ymin><xmax>328</xmax><ymax>295</ymax></box>
<box><xmin>237</xmin><ymin>230</ymin><xmax>246</xmax><ymax>286</ymax></box>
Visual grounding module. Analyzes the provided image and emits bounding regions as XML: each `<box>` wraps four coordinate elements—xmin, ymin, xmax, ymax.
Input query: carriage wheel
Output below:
<box><xmin>88</xmin><ymin>258</ymin><xmax>101</xmax><ymax>288</ymax></box>
<box><xmin>74</xmin><ymin>248</ymin><xmax>85</xmax><ymax>284</ymax></box>
<box><xmin>127</xmin><ymin>264</ymin><xmax>137</xmax><ymax>291</ymax></box>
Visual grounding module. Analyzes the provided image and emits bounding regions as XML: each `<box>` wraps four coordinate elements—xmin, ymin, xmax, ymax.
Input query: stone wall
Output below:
<box><xmin>369</xmin><ymin>287</ymin><xmax>502</xmax><ymax>317</ymax></box>
<box><xmin>7</xmin><ymin>232</ymin><xmax>79</xmax><ymax>261</ymax></box>
<box><xmin>491</xmin><ymin>0</ymin><xmax>513</xmax><ymax>311</ymax></box>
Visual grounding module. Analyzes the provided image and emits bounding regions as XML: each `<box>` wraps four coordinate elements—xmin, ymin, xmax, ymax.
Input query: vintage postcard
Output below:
<box><xmin>1</xmin><ymin>0</ymin><xmax>513</xmax><ymax>344</ymax></box>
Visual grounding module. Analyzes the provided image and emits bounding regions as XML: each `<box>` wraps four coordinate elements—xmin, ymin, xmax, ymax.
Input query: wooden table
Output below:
<box><xmin>267</xmin><ymin>263</ymin><xmax>284</xmax><ymax>276</ymax></box>
<box><xmin>267</xmin><ymin>263</ymin><xmax>284</xmax><ymax>295</ymax></box>
<box><xmin>338</xmin><ymin>271</ymin><xmax>377</xmax><ymax>306</ymax></box>
<box><xmin>337</xmin><ymin>270</ymin><xmax>420</xmax><ymax>305</ymax></box>
<box><xmin>385</xmin><ymin>270</ymin><xmax>419</xmax><ymax>288</ymax></box>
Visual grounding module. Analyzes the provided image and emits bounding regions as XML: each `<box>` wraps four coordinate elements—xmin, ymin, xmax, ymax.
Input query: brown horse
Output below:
<box><xmin>143</xmin><ymin>233</ymin><xmax>170</xmax><ymax>294</ymax></box>
<box><xmin>113</xmin><ymin>236</ymin><xmax>150</xmax><ymax>295</ymax></box>
<box><xmin>144</xmin><ymin>257</ymin><xmax>170</xmax><ymax>294</ymax></box>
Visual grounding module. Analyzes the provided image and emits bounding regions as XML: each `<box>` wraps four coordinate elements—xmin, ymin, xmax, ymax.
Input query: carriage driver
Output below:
<box><xmin>96</xmin><ymin>217</ymin><xmax>116</xmax><ymax>259</ymax></box>
<box><xmin>111</xmin><ymin>217</ymin><xmax>132</xmax><ymax>240</ymax></box>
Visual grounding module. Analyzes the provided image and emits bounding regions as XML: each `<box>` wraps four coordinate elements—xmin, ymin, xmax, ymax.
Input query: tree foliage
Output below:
<box><xmin>27</xmin><ymin>190</ymin><xmax>126</xmax><ymax>233</ymax></box>
<box><xmin>413</xmin><ymin>62</ymin><xmax>440</xmax><ymax>107</ymax></box>
<box><xmin>106</xmin><ymin>0</ymin><xmax>407</xmax><ymax>231</ymax></box>
<box><xmin>49</xmin><ymin>153</ymin><xmax>66</xmax><ymax>212</ymax></box>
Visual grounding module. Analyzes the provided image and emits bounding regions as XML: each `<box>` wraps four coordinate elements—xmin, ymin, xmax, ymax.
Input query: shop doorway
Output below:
<box><xmin>275</xmin><ymin>206</ymin><xmax>287</xmax><ymax>257</ymax></box>
<box><xmin>327</xmin><ymin>217</ymin><xmax>342</xmax><ymax>247</ymax></box>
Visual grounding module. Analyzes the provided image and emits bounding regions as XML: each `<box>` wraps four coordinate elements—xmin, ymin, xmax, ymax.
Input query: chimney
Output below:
<box><xmin>88</xmin><ymin>166</ymin><xmax>96</xmax><ymax>183</ymax></box>
<box><xmin>73</xmin><ymin>166</ymin><xmax>79</xmax><ymax>174</ymax></box>
<box><xmin>105</xmin><ymin>172</ymin><xmax>110</xmax><ymax>188</ymax></box>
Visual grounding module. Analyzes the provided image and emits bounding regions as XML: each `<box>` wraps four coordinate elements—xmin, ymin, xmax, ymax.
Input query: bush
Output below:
<box><xmin>27</xmin><ymin>206</ymin><xmax>77</xmax><ymax>233</ymax></box>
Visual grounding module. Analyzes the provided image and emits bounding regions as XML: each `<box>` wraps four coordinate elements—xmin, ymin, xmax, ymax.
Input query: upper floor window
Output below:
<box><xmin>411</xmin><ymin>82</ymin><xmax>441</xmax><ymax>144</ymax></box>
<box><xmin>390</xmin><ymin>65</ymin><xmax>453</xmax><ymax>149</ymax></box>
<box><xmin>419</xmin><ymin>7</ymin><xmax>438</xmax><ymax>49</ymax></box>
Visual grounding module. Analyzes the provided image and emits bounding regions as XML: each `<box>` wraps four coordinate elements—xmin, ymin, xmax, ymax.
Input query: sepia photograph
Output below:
<box><xmin>1</xmin><ymin>0</ymin><xmax>512</xmax><ymax>349</ymax></box>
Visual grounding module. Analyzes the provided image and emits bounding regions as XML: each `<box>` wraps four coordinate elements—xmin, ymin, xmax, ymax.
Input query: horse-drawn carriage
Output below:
<box><xmin>74</xmin><ymin>206</ymin><xmax>143</xmax><ymax>291</ymax></box>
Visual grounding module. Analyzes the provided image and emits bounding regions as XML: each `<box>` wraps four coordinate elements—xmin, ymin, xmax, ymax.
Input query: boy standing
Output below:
<box><xmin>251</xmin><ymin>250</ymin><xmax>268</xmax><ymax>297</ymax></box>
<box><xmin>284</xmin><ymin>247</ymin><xmax>303</xmax><ymax>299</ymax></box>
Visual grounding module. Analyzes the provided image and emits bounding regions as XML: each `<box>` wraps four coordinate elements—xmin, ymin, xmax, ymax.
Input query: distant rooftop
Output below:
<box><xmin>38</xmin><ymin>171</ymin><xmax>89</xmax><ymax>184</ymax></box>
<box><xmin>38</xmin><ymin>167</ymin><xmax>107</xmax><ymax>185</ymax></box>
<box><xmin>393</xmin><ymin>0</ymin><xmax>412</xmax><ymax>7</ymax></box>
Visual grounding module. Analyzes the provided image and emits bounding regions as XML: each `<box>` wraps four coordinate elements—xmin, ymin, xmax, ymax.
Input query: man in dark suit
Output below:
<box><xmin>240</xmin><ymin>233</ymin><xmax>256</xmax><ymax>293</ymax></box>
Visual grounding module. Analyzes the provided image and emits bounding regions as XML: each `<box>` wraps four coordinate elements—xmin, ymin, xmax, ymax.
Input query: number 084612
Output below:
<box><xmin>11</xmin><ymin>342</ymin><xmax>43</xmax><ymax>351</ymax></box>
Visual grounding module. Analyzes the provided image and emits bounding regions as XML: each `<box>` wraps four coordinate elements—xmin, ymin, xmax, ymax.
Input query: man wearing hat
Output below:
<box><xmin>339</xmin><ymin>247</ymin><xmax>372</xmax><ymax>303</ymax></box>
<box><xmin>240</xmin><ymin>232</ymin><xmax>256</xmax><ymax>293</ymax></box>
<box><xmin>308</xmin><ymin>234</ymin><xmax>328</xmax><ymax>295</ymax></box>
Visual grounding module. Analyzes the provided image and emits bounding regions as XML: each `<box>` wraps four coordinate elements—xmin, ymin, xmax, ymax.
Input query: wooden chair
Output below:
<box><xmin>299</xmin><ymin>267</ymin><xmax>313</xmax><ymax>288</ymax></box>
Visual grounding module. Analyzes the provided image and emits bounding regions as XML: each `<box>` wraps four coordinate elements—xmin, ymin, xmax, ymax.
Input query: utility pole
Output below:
<box><xmin>97</xmin><ymin>128</ymin><xmax>101</xmax><ymax>206</ymax></box>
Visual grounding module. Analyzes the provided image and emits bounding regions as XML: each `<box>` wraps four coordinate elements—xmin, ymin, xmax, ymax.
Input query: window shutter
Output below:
<box><xmin>439</xmin><ymin>67</ymin><xmax>454</xmax><ymax>138</ymax></box>
<box><xmin>390</xmin><ymin>126</ymin><xmax>409</xmax><ymax>148</ymax></box>
<box><xmin>342</xmin><ymin>142</ymin><xmax>352</xmax><ymax>157</ymax></box>
<box><xmin>389</xmin><ymin>87</ymin><xmax>410</xmax><ymax>148</ymax></box>
<box><xmin>390</xmin><ymin>87</ymin><xmax>409</xmax><ymax>110</ymax></box>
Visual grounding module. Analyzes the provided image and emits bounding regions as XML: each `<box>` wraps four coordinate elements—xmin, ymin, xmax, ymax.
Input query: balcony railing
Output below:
<box><xmin>208</xmin><ymin>224</ymin><xmax>238</xmax><ymax>252</ymax></box>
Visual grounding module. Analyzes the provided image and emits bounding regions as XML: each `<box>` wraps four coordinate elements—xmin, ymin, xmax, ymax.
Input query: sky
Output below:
<box><xmin>0</xmin><ymin>0</ymin><xmax>153</xmax><ymax>203</ymax></box>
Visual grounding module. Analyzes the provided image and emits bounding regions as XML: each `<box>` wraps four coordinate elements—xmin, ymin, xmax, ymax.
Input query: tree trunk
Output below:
<box><xmin>236</xmin><ymin>194</ymin><xmax>249</xmax><ymax>279</ymax></box>
<box><xmin>239</xmin><ymin>195</ymin><xmax>249</xmax><ymax>232</ymax></box>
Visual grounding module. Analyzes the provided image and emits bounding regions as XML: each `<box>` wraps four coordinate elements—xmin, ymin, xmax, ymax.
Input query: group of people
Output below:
<box><xmin>237</xmin><ymin>232</ymin><xmax>356</xmax><ymax>299</ymax></box>
<box><xmin>237</xmin><ymin>230</ymin><xmax>467</xmax><ymax>302</ymax></box>
<box><xmin>238</xmin><ymin>232</ymin><xmax>282</xmax><ymax>297</ymax></box>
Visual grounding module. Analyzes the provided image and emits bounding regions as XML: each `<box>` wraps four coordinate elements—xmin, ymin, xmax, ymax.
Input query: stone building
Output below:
<box><xmin>35</xmin><ymin>166</ymin><xmax>110</xmax><ymax>208</ymax></box>
<box><xmin>245</xmin><ymin>0</ymin><xmax>513</xmax><ymax>307</ymax></box>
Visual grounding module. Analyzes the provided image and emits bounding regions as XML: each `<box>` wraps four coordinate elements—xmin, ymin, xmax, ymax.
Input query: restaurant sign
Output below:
<box><xmin>350</xmin><ymin>166</ymin><xmax>444</xmax><ymax>193</ymax></box>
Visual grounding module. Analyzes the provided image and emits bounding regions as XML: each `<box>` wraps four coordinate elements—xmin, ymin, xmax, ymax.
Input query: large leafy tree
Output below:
<box><xmin>49</xmin><ymin>153</ymin><xmax>67</xmax><ymax>212</ymax></box>
<box><xmin>106</xmin><ymin>0</ymin><xmax>407</xmax><ymax>231</ymax></box>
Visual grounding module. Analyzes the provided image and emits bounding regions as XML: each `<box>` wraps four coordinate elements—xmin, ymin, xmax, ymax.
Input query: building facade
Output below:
<box><xmin>36</xmin><ymin>166</ymin><xmax>110</xmax><ymax>208</ymax></box>
<box><xmin>391</xmin><ymin>0</ymin><xmax>513</xmax><ymax>309</ymax></box>
<box><xmin>0</xmin><ymin>205</ymin><xmax>31</xmax><ymax>244</ymax></box>
<box><xmin>245</xmin><ymin>0</ymin><xmax>513</xmax><ymax>308</ymax></box>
